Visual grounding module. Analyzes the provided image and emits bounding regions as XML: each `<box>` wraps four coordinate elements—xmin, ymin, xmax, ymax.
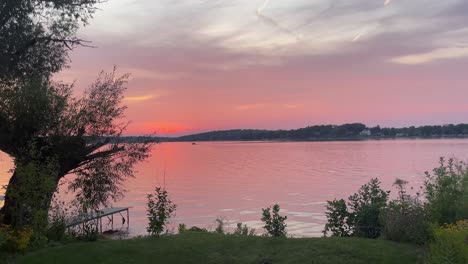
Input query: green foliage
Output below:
<box><xmin>46</xmin><ymin>198</ymin><xmax>69</xmax><ymax>242</ymax></box>
<box><xmin>214</xmin><ymin>218</ymin><xmax>225</xmax><ymax>234</ymax></box>
<box><xmin>146</xmin><ymin>187</ymin><xmax>176</xmax><ymax>236</ymax></box>
<box><xmin>323</xmin><ymin>178</ymin><xmax>389</xmax><ymax>238</ymax></box>
<box><xmin>261</xmin><ymin>204</ymin><xmax>287</xmax><ymax>237</ymax></box>
<box><xmin>79</xmin><ymin>221</ymin><xmax>99</xmax><ymax>242</ymax></box>
<box><xmin>178</xmin><ymin>223</ymin><xmax>187</xmax><ymax>234</ymax></box>
<box><xmin>1</xmin><ymin>69</ymin><xmax>152</xmax><ymax>229</ymax></box>
<box><xmin>188</xmin><ymin>226</ymin><xmax>208</xmax><ymax>232</ymax></box>
<box><xmin>0</xmin><ymin>225</ymin><xmax>9</xmax><ymax>250</ymax></box>
<box><xmin>233</xmin><ymin>223</ymin><xmax>256</xmax><ymax>236</ymax></box>
<box><xmin>7</xmin><ymin>143</ymin><xmax>58</xmax><ymax>231</ymax></box>
<box><xmin>0</xmin><ymin>225</ymin><xmax>34</xmax><ymax>253</ymax></box>
<box><xmin>349</xmin><ymin>178</ymin><xmax>389</xmax><ymax>238</ymax></box>
<box><xmin>1</xmin><ymin>142</ymin><xmax>59</xmax><ymax>250</ymax></box>
<box><xmin>175</xmin><ymin>123</ymin><xmax>468</xmax><ymax>141</ymax></box>
<box><xmin>380</xmin><ymin>179</ymin><xmax>430</xmax><ymax>244</ymax></box>
<box><xmin>323</xmin><ymin>199</ymin><xmax>352</xmax><ymax>237</ymax></box>
<box><xmin>1</xmin><ymin>0</ymin><xmax>152</xmax><ymax>242</ymax></box>
<box><xmin>0</xmin><ymin>0</ymin><xmax>101</xmax><ymax>81</ymax></box>
<box><xmin>424</xmin><ymin>158</ymin><xmax>468</xmax><ymax>225</ymax></box>
<box><xmin>427</xmin><ymin>220</ymin><xmax>468</xmax><ymax>264</ymax></box>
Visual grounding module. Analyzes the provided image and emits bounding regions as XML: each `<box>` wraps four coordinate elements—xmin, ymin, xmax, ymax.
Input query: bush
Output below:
<box><xmin>188</xmin><ymin>226</ymin><xmax>208</xmax><ymax>232</ymax></box>
<box><xmin>323</xmin><ymin>199</ymin><xmax>352</xmax><ymax>237</ymax></box>
<box><xmin>147</xmin><ymin>187</ymin><xmax>176</xmax><ymax>236</ymax></box>
<box><xmin>234</xmin><ymin>223</ymin><xmax>255</xmax><ymax>236</ymax></box>
<box><xmin>380</xmin><ymin>179</ymin><xmax>430</xmax><ymax>244</ymax></box>
<box><xmin>427</xmin><ymin>220</ymin><xmax>468</xmax><ymax>264</ymax></box>
<box><xmin>324</xmin><ymin>178</ymin><xmax>389</xmax><ymax>238</ymax></box>
<box><xmin>1</xmin><ymin>226</ymin><xmax>33</xmax><ymax>253</ymax></box>
<box><xmin>425</xmin><ymin>158</ymin><xmax>468</xmax><ymax>225</ymax></box>
<box><xmin>214</xmin><ymin>218</ymin><xmax>225</xmax><ymax>234</ymax></box>
<box><xmin>46</xmin><ymin>199</ymin><xmax>68</xmax><ymax>242</ymax></box>
<box><xmin>261</xmin><ymin>204</ymin><xmax>287</xmax><ymax>237</ymax></box>
<box><xmin>178</xmin><ymin>223</ymin><xmax>187</xmax><ymax>234</ymax></box>
<box><xmin>0</xmin><ymin>225</ymin><xmax>9</xmax><ymax>249</ymax></box>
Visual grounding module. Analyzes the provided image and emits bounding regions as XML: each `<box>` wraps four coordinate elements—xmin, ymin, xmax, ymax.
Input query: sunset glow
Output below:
<box><xmin>58</xmin><ymin>0</ymin><xmax>468</xmax><ymax>136</ymax></box>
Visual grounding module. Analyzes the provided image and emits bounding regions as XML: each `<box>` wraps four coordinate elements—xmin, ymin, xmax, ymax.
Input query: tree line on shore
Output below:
<box><xmin>149</xmin><ymin>123</ymin><xmax>468</xmax><ymax>142</ymax></box>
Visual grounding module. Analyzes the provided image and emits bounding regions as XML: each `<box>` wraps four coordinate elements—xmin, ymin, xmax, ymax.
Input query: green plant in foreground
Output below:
<box><xmin>178</xmin><ymin>223</ymin><xmax>187</xmax><ymax>234</ymax></box>
<box><xmin>147</xmin><ymin>187</ymin><xmax>176</xmax><ymax>236</ymax></box>
<box><xmin>324</xmin><ymin>178</ymin><xmax>389</xmax><ymax>238</ymax></box>
<box><xmin>427</xmin><ymin>220</ymin><xmax>468</xmax><ymax>264</ymax></box>
<box><xmin>234</xmin><ymin>223</ymin><xmax>256</xmax><ymax>236</ymax></box>
<box><xmin>215</xmin><ymin>218</ymin><xmax>225</xmax><ymax>234</ymax></box>
<box><xmin>380</xmin><ymin>179</ymin><xmax>430</xmax><ymax>244</ymax></box>
<box><xmin>261</xmin><ymin>204</ymin><xmax>287</xmax><ymax>237</ymax></box>
<box><xmin>425</xmin><ymin>158</ymin><xmax>468</xmax><ymax>225</ymax></box>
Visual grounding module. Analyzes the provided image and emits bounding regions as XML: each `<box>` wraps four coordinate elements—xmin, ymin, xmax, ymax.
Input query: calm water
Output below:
<box><xmin>1</xmin><ymin>139</ymin><xmax>468</xmax><ymax>237</ymax></box>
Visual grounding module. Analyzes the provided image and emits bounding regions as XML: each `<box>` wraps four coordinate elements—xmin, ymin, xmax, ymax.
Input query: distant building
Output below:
<box><xmin>360</xmin><ymin>129</ymin><xmax>372</xmax><ymax>136</ymax></box>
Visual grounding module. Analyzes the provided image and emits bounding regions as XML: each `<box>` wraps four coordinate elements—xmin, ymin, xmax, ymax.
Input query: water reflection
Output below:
<box><xmin>1</xmin><ymin>139</ymin><xmax>468</xmax><ymax>236</ymax></box>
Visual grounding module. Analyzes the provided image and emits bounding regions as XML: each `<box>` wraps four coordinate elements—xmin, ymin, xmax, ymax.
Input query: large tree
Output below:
<box><xmin>0</xmin><ymin>1</ymin><xmax>153</xmax><ymax>227</ymax></box>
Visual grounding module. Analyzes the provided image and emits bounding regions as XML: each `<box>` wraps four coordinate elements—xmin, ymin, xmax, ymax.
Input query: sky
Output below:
<box><xmin>58</xmin><ymin>0</ymin><xmax>468</xmax><ymax>136</ymax></box>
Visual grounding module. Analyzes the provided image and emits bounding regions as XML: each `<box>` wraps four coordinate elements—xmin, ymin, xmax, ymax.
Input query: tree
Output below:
<box><xmin>0</xmin><ymin>0</ymin><xmax>152</xmax><ymax>230</ymax></box>
<box><xmin>0</xmin><ymin>69</ymin><xmax>152</xmax><ymax>227</ymax></box>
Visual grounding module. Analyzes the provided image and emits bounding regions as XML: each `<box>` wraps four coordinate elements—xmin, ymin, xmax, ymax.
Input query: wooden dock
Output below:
<box><xmin>67</xmin><ymin>207</ymin><xmax>130</xmax><ymax>234</ymax></box>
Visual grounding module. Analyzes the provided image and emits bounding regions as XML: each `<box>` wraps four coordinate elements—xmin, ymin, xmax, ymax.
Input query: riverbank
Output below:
<box><xmin>10</xmin><ymin>232</ymin><xmax>424</xmax><ymax>264</ymax></box>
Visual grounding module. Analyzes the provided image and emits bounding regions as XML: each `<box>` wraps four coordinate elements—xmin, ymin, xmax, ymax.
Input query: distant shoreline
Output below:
<box><xmin>171</xmin><ymin>135</ymin><xmax>468</xmax><ymax>143</ymax></box>
<box><xmin>119</xmin><ymin>135</ymin><xmax>468</xmax><ymax>144</ymax></box>
<box><xmin>119</xmin><ymin>123</ymin><xmax>468</xmax><ymax>143</ymax></box>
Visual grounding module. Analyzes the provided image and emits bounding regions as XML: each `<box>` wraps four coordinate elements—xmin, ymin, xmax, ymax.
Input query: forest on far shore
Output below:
<box><xmin>123</xmin><ymin>123</ymin><xmax>468</xmax><ymax>142</ymax></box>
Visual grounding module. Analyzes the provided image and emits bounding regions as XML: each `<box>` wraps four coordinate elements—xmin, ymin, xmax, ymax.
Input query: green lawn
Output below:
<box><xmin>12</xmin><ymin>233</ymin><xmax>424</xmax><ymax>264</ymax></box>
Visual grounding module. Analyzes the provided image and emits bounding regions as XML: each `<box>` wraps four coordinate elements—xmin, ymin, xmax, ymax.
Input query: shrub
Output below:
<box><xmin>324</xmin><ymin>178</ymin><xmax>389</xmax><ymax>238</ymax></box>
<box><xmin>46</xmin><ymin>198</ymin><xmax>68</xmax><ymax>242</ymax></box>
<box><xmin>323</xmin><ymin>199</ymin><xmax>352</xmax><ymax>237</ymax></box>
<box><xmin>234</xmin><ymin>223</ymin><xmax>256</xmax><ymax>236</ymax></box>
<box><xmin>215</xmin><ymin>218</ymin><xmax>225</xmax><ymax>234</ymax></box>
<box><xmin>380</xmin><ymin>179</ymin><xmax>430</xmax><ymax>244</ymax></box>
<box><xmin>261</xmin><ymin>204</ymin><xmax>287</xmax><ymax>237</ymax></box>
<box><xmin>146</xmin><ymin>187</ymin><xmax>176</xmax><ymax>236</ymax></box>
<box><xmin>78</xmin><ymin>220</ymin><xmax>99</xmax><ymax>242</ymax></box>
<box><xmin>178</xmin><ymin>223</ymin><xmax>187</xmax><ymax>234</ymax></box>
<box><xmin>425</xmin><ymin>158</ymin><xmax>468</xmax><ymax>225</ymax></box>
<box><xmin>1</xmin><ymin>226</ymin><xmax>33</xmax><ymax>253</ymax></box>
<box><xmin>427</xmin><ymin>220</ymin><xmax>468</xmax><ymax>264</ymax></box>
<box><xmin>188</xmin><ymin>226</ymin><xmax>208</xmax><ymax>232</ymax></box>
<box><xmin>0</xmin><ymin>225</ymin><xmax>9</xmax><ymax>250</ymax></box>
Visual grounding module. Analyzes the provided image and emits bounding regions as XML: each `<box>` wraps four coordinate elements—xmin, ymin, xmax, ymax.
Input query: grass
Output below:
<box><xmin>10</xmin><ymin>232</ymin><xmax>424</xmax><ymax>264</ymax></box>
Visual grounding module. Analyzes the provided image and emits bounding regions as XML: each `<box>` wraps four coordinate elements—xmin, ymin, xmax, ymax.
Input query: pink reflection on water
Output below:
<box><xmin>105</xmin><ymin>139</ymin><xmax>468</xmax><ymax>236</ymax></box>
<box><xmin>1</xmin><ymin>139</ymin><xmax>468</xmax><ymax>236</ymax></box>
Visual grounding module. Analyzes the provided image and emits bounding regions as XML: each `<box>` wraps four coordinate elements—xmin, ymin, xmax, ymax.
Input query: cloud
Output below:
<box><xmin>60</xmin><ymin>0</ymin><xmax>468</xmax><ymax>134</ymax></box>
<box><xmin>123</xmin><ymin>95</ymin><xmax>157</xmax><ymax>102</ymax></box>
<box><xmin>235</xmin><ymin>104</ymin><xmax>266</xmax><ymax>111</ymax></box>
<box><xmin>391</xmin><ymin>46</ymin><xmax>468</xmax><ymax>65</ymax></box>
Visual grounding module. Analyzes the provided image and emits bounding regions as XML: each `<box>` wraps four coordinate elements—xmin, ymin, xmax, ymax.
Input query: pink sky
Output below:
<box><xmin>58</xmin><ymin>0</ymin><xmax>468</xmax><ymax>136</ymax></box>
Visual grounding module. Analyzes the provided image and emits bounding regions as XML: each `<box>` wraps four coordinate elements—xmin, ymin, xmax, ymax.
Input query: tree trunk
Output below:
<box><xmin>0</xmin><ymin>169</ymin><xmax>61</xmax><ymax>227</ymax></box>
<box><xmin>0</xmin><ymin>171</ymin><xmax>19</xmax><ymax>225</ymax></box>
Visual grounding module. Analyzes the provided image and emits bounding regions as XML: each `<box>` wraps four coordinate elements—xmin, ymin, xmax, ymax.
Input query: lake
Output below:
<box><xmin>1</xmin><ymin>139</ymin><xmax>468</xmax><ymax>237</ymax></box>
